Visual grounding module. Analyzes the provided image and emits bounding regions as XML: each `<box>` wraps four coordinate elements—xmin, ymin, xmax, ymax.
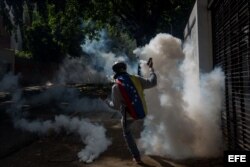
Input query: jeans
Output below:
<box><xmin>121</xmin><ymin>109</ymin><xmax>141</xmax><ymax>159</ymax></box>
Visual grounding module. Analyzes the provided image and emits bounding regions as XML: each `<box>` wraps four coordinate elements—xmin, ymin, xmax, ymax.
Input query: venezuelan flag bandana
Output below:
<box><xmin>116</xmin><ymin>73</ymin><xmax>147</xmax><ymax>119</ymax></box>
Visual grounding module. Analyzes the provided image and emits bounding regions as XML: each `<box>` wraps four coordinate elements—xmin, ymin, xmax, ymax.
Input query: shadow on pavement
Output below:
<box><xmin>147</xmin><ymin>156</ymin><xmax>175</xmax><ymax>167</ymax></box>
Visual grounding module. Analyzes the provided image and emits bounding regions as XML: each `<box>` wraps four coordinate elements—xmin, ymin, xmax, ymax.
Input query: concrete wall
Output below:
<box><xmin>10</xmin><ymin>26</ymin><xmax>22</xmax><ymax>50</ymax></box>
<box><xmin>0</xmin><ymin>16</ymin><xmax>15</xmax><ymax>78</ymax></box>
<box><xmin>184</xmin><ymin>1</ymin><xmax>199</xmax><ymax>69</ymax></box>
<box><xmin>184</xmin><ymin>0</ymin><xmax>213</xmax><ymax>73</ymax></box>
<box><xmin>0</xmin><ymin>17</ymin><xmax>11</xmax><ymax>49</ymax></box>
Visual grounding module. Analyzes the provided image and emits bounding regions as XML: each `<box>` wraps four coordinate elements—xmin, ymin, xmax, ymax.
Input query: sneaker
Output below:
<box><xmin>133</xmin><ymin>157</ymin><xmax>143</xmax><ymax>164</ymax></box>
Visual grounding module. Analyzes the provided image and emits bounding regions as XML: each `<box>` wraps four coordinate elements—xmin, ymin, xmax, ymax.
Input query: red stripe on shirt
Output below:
<box><xmin>116</xmin><ymin>79</ymin><xmax>137</xmax><ymax>119</ymax></box>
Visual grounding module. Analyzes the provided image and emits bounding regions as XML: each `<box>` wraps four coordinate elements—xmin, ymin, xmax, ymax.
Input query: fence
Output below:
<box><xmin>211</xmin><ymin>0</ymin><xmax>250</xmax><ymax>150</ymax></box>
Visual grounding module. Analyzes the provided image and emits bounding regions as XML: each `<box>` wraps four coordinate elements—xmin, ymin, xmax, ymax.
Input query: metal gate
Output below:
<box><xmin>211</xmin><ymin>0</ymin><xmax>250</xmax><ymax>150</ymax></box>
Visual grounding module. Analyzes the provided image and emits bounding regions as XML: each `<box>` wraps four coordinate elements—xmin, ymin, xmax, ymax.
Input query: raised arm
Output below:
<box><xmin>137</xmin><ymin>67</ymin><xmax>157</xmax><ymax>89</ymax></box>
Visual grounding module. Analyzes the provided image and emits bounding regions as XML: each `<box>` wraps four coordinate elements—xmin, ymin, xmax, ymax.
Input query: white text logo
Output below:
<box><xmin>228</xmin><ymin>155</ymin><xmax>247</xmax><ymax>163</ymax></box>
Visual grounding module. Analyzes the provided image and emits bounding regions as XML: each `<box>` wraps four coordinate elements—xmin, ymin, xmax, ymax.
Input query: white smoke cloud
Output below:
<box><xmin>55</xmin><ymin>56</ymin><xmax>111</xmax><ymax>84</ymax></box>
<box><xmin>1</xmin><ymin>31</ymin><xmax>225</xmax><ymax>161</ymax></box>
<box><xmin>0</xmin><ymin>73</ymin><xmax>112</xmax><ymax>164</ymax></box>
<box><xmin>135</xmin><ymin>33</ymin><xmax>225</xmax><ymax>159</ymax></box>
<box><xmin>0</xmin><ymin>76</ymin><xmax>112</xmax><ymax>163</ymax></box>
<box><xmin>28</xmin><ymin>85</ymin><xmax>111</xmax><ymax>113</ymax></box>
<box><xmin>0</xmin><ymin>73</ymin><xmax>19</xmax><ymax>92</ymax></box>
<box><xmin>56</xmin><ymin>30</ymin><xmax>137</xmax><ymax>84</ymax></box>
<box><xmin>0</xmin><ymin>73</ymin><xmax>25</xmax><ymax>118</ymax></box>
<box><xmin>15</xmin><ymin>115</ymin><xmax>111</xmax><ymax>163</ymax></box>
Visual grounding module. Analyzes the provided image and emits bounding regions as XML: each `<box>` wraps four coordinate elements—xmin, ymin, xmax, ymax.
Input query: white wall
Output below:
<box><xmin>184</xmin><ymin>0</ymin><xmax>213</xmax><ymax>73</ymax></box>
<box><xmin>10</xmin><ymin>25</ymin><xmax>22</xmax><ymax>50</ymax></box>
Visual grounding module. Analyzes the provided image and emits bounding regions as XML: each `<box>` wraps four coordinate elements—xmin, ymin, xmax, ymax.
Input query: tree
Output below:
<box><xmin>24</xmin><ymin>11</ymin><xmax>63</xmax><ymax>62</ymax></box>
<box><xmin>1</xmin><ymin>0</ymin><xmax>195</xmax><ymax>62</ymax></box>
<box><xmin>48</xmin><ymin>0</ymin><xmax>84</xmax><ymax>58</ymax></box>
<box><xmin>79</xmin><ymin>0</ymin><xmax>195</xmax><ymax>46</ymax></box>
<box><xmin>1</xmin><ymin>0</ymin><xmax>85</xmax><ymax>63</ymax></box>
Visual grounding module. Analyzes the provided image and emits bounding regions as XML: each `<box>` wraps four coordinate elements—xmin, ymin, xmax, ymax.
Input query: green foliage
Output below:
<box><xmin>24</xmin><ymin>13</ymin><xmax>63</xmax><ymax>62</ymax></box>
<box><xmin>79</xmin><ymin>0</ymin><xmax>195</xmax><ymax>45</ymax></box>
<box><xmin>1</xmin><ymin>0</ymin><xmax>195</xmax><ymax>63</ymax></box>
<box><xmin>107</xmin><ymin>27</ymin><xmax>137</xmax><ymax>60</ymax></box>
<box><xmin>1</xmin><ymin>0</ymin><xmax>86</xmax><ymax>63</ymax></box>
<box><xmin>15</xmin><ymin>51</ymin><xmax>32</xmax><ymax>59</ymax></box>
<box><xmin>51</xmin><ymin>0</ymin><xmax>84</xmax><ymax>57</ymax></box>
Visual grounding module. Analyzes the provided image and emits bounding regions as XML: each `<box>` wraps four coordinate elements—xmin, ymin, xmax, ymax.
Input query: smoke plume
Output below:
<box><xmin>0</xmin><ymin>73</ymin><xmax>19</xmax><ymax>92</ymax></box>
<box><xmin>135</xmin><ymin>33</ymin><xmax>225</xmax><ymax>159</ymax></box>
<box><xmin>0</xmin><ymin>80</ymin><xmax>112</xmax><ymax>163</ymax></box>
<box><xmin>15</xmin><ymin>115</ymin><xmax>111</xmax><ymax>163</ymax></box>
<box><xmin>56</xmin><ymin>30</ymin><xmax>137</xmax><ymax>84</ymax></box>
<box><xmin>0</xmin><ymin>73</ymin><xmax>25</xmax><ymax>118</ymax></box>
<box><xmin>0</xmin><ymin>74</ymin><xmax>112</xmax><ymax>163</ymax></box>
<box><xmin>28</xmin><ymin>86</ymin><xmax>111</xmax><ymax>112</ymax></box>
<box><xmin>1</xmin><ymin>32</ymin><xmax>225</xmax><ymax>161</ymax></box>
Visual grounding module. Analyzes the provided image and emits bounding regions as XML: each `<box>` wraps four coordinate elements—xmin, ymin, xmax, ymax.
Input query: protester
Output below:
<box><xmin>104</xmin><ymin>59</ymin><xmax>157</xmax><ymax>164</ymax></box>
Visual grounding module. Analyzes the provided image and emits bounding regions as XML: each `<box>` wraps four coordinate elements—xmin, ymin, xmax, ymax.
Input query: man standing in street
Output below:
<box><xmin>104</xmin><ymin>59</ymin><xmax>157</xmax><ymax>164</ymax></box>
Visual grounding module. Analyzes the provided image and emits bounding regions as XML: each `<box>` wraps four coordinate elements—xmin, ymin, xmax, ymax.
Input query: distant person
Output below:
<box><xmin>103</xmin><ymin>59</ymin><xmax>157</xmax><ymax>164</ymax></box>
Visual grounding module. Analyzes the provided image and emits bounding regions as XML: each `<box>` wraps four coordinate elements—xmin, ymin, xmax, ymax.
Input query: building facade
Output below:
<box><xmin>185</xmin><ymin>0</ymin><xmax>250</xmax><ymax>150</ymax></box>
